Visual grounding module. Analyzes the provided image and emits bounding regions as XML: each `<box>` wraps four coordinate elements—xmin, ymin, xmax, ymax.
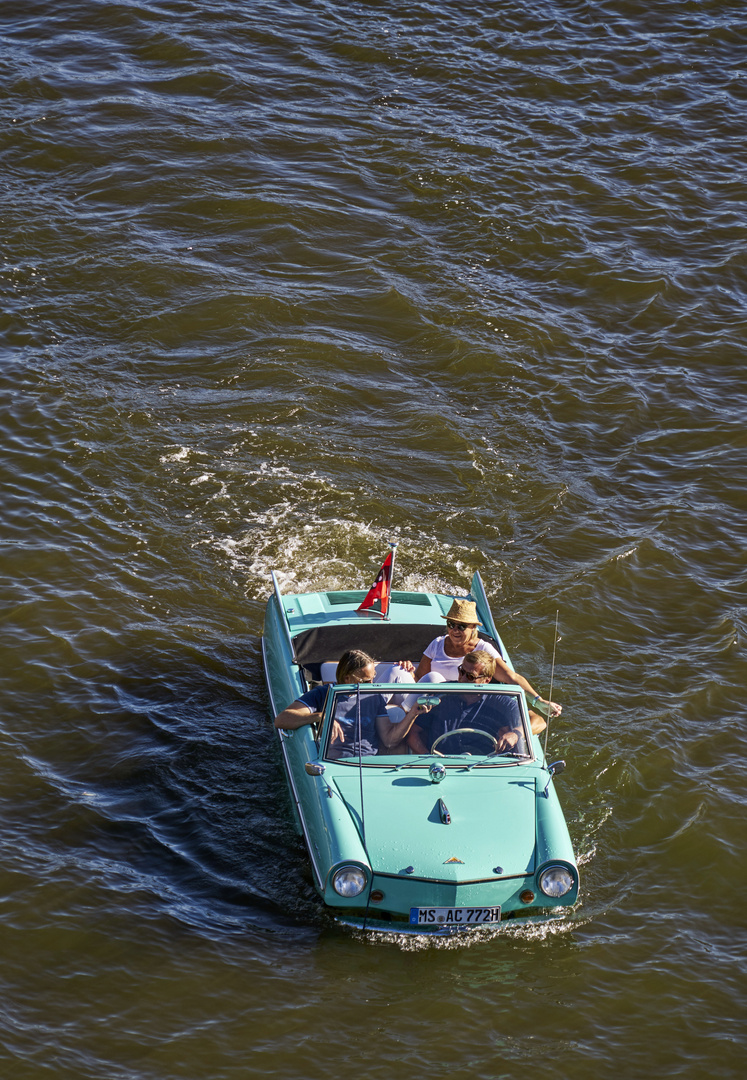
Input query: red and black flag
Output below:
<box><xmin>357</xmin><ymin>545</ymin><xmax>397</xmax><ymax>618</ymax></box>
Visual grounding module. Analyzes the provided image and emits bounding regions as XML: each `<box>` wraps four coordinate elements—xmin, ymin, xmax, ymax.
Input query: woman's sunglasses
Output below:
<box><xmin>447</xmin><ymin>620</ymin><xmax>473</xmax><ymax>631</ymax></box>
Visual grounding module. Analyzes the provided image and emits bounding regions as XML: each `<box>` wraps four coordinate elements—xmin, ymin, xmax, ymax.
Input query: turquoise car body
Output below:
<box><xmin>262</xmin><ymin>570</ymin><xmax>578</xmax><ymax>933</ymax></box>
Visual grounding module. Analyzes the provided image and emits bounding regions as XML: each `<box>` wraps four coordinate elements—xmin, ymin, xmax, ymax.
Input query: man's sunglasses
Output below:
<box><xmin>458</xmin><ymin>664</ymin><xmax>486</xmax><ymax>682</ymax></box>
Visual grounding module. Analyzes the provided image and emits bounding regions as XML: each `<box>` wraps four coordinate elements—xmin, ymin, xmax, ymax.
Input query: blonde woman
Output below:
<box><xmin>400</xmin><ymin>599</ymin><xmax>560</xmax><ymax>729</ymax></box>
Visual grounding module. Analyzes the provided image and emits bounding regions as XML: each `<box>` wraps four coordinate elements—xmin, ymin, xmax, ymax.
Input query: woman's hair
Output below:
<box><xmin>336</xmin><ymin>649</ymin><xmax>376</xmax><ymax>683</ymax></box>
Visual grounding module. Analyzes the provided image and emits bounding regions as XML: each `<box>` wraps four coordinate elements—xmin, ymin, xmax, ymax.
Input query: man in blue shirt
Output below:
<box><xmin>404</xmin><ymin>652</ymin><xmax>525</xmax><ymax>756</ymax></box>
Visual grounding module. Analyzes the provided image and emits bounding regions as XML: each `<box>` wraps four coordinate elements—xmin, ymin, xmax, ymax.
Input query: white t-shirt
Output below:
<box><xmin>423</xmin><ymin>636</ymin><xmax>502</xmax><ymax>680</ymax></box>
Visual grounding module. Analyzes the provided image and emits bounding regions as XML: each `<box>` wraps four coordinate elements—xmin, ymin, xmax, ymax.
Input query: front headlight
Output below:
<box><xmin>538</xmin><ymin>865</ymin><xmax>574</xmax><ymax>898</ymax></box>
<box><xmin>332</xmin><ymin>865</ymin><xmax>367</xmax><ymax>898</ymax></box>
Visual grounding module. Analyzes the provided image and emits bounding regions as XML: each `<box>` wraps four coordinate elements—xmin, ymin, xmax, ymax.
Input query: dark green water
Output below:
<box><xmin>1</xmin><ymin>1</ymin><xmax>745</xmax><ymax>1077</ymax></box>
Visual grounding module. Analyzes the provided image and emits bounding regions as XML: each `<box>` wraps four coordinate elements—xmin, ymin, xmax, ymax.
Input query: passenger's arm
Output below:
<box><xmin>406</xmin><ymin>723</ymin><xmax>430</xmax><ymax>755</ymax></box>
<box><xmin>376</xmin><ymin>702</ymin><xmax>428</xmax><ymax>748</ymax></box>
<box><xmin>414</xmin><ymin>655</ymin><xmax>432</xmax><ymax>681</ymax></box>
<box><xmin>273</xmin><ymin>701</ymin><xmax>320</xmax><ymax>730</ymax></box>
<box><xmin>492</xmin><ymin>657</ymin><xmax>561</xmax><ymax>718</ymax></box>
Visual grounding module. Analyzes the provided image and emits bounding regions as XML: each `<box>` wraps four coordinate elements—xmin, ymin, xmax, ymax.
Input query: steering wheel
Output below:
<box><xmin>430</xmin><ymin>727</ymin><xmax>499</xmax><ymax>757</ymax></box>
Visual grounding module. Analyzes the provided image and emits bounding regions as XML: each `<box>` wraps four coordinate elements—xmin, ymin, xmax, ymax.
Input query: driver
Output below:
<box><xmin>403</xmin><ymin>652</ymin><xmax>525</xmax><ymax>756</ymax></box>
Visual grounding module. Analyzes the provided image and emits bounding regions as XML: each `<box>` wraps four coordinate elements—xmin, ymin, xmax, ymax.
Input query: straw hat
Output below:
<box><xmin>442</xmin><ymin>598</ymin><xmax>481</xmax><ymax>626</ymax></box>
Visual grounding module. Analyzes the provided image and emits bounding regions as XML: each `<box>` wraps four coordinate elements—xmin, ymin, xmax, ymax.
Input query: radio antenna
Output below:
<box><xmin>356</xmin><ymin>682</ymin><xmax>366</xmax><ymax>846</ymax></box>
<box><xmin>355</xmin><ymin>682</ymin><xmax>377</xmax><ymax>933</ymax></box>
<box><xmin>542</xmin><ymin>610</ymin><xmax>559</xmax><ymax>760</ymax></box>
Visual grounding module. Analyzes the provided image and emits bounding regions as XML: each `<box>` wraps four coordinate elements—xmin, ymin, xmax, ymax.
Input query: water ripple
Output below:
<box><xmin>1</xmin><ymin>0</ymin><xmax>746</xmax><ymax>1076</ymax></box>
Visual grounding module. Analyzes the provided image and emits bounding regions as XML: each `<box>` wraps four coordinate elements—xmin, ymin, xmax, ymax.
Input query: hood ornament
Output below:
<box><xmin>429</xmin><ymin>762</ymin><xmax>446</xmax><ymax>784</ymax></box>
<box><xmin>444</xmin><ymin>856</ymin><xmax>464</xmax><ymax>864</ymax></box>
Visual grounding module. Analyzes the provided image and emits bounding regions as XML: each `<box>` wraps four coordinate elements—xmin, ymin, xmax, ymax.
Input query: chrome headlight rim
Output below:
<box><xmin>331</xmin><ymin>864</ymin><xmax>368</xmax><ymax>898</ymax></box>
<box><xmin>537</xmin><ymin>863</ymin><xmax>576</xmax><ymax>899</ymax></box>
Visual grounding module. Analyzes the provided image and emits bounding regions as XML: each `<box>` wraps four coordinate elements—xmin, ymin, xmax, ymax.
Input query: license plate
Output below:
<box><xmin>409</xmin><ymin>906</ymin><xmax>501</xmax><ymax>926</ymax></box>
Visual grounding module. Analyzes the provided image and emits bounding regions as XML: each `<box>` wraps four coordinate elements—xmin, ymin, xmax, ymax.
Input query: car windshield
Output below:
<box><xmin>321</xmin><ymin>685</ymin><xmax>532</xmax><ymax>764</ymax></box>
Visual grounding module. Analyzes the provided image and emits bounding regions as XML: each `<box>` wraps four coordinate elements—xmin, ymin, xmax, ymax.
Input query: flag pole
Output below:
<box><xmin>386</xmin><ymin>542</ymin><xmax>397</xmax><ymax>621</ymax></box>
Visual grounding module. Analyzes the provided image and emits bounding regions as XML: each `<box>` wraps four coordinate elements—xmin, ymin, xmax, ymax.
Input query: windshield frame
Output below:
<box><xmin>319</xmin><ymin>682</ymin><xmax>535</xmax><ymax>767</ymax></box>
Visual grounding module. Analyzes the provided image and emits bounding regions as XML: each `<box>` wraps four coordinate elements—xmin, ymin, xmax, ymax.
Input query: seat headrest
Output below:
<box><xmin>320</xmin><ymin>660</ymin><xmax>403</xmax><ymax>684</ymax></box>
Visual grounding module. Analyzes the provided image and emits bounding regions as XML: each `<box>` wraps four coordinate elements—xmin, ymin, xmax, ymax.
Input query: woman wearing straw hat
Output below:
<box><xmin>404</xmin><ymin>598</ymin><xmax>561</xmax><ymax>728</ymax></box>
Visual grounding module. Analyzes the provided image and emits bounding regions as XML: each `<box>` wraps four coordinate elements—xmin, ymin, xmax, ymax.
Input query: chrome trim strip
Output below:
<box><xmin>270</xmin><ymin>569</ymin><xmax>297</xmax><ymax>663</ymax></box>
<box><xmin>373</xmin><ymin>871</ymin><xmax>530</xmax><ymax>885</ymax></box>
<box><xmin>337</xmin><ymin>919</ymin><xmax>467</xmax><ymax>936</ymax></box>
<box><xmin>262</xmin><ymin>637</ymin><xmax>324</xmax><ymax>891</ymax></box>
<box><xmin>470</xmin><ymin>569</ymin><xmax>503</xmax><ymax>654</ymax></box>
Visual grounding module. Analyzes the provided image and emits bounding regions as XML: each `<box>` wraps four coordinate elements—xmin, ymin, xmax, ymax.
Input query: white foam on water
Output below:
<box><xmin>352</xmin><ymin>910</ymin><xmax>581</xmax><ymax>951</ymax></box>
<box><xmin>196</xmin><ymin>503</ymin><xmax>485</xmax><ymax>599</ymax></box>
<box><xmin>160</xmin><ymin>446</ymin><xmax>191</xmax><ymax>463</ymax></box>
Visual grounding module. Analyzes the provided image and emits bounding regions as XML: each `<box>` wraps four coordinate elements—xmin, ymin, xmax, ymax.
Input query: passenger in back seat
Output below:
<box><xmin>400</xmin><ymin>598</ymin><xmax>560</xmax><ymax>728</ymax></box>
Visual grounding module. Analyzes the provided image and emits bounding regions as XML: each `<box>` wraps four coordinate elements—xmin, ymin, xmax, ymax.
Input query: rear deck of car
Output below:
<box><xmin>276</xmin><ymin>589</ymin><xmax>507</xmax><ymax>686</ymax></box>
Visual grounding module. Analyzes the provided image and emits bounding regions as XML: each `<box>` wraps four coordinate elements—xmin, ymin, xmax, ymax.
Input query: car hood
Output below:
<box><xmin>333</xmin><ymin>767</ymin><xmax>537</xmax><ymax>882</ymax></box>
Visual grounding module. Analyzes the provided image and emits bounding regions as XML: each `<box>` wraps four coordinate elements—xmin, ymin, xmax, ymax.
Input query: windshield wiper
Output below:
<box><xmin>394</xmin><ymin>753</ymin><xmax>474</xmax><ymax>770</ymax></box>
<box><xmin>394</xmin><ymin>756</ymin><xmax>432</xmax><ymax>771</ymax></box>
<box><xmin>464</xmin><ymin>750</ymin><xmax>530</xmax><ymax>770</ymax></box>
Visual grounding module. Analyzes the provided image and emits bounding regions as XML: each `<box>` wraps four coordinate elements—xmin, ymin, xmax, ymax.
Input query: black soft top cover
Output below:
<box><xmin>292</xmin><ymin>622</ymin><xmax>504</xmax><ymax>678</ymax></box>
